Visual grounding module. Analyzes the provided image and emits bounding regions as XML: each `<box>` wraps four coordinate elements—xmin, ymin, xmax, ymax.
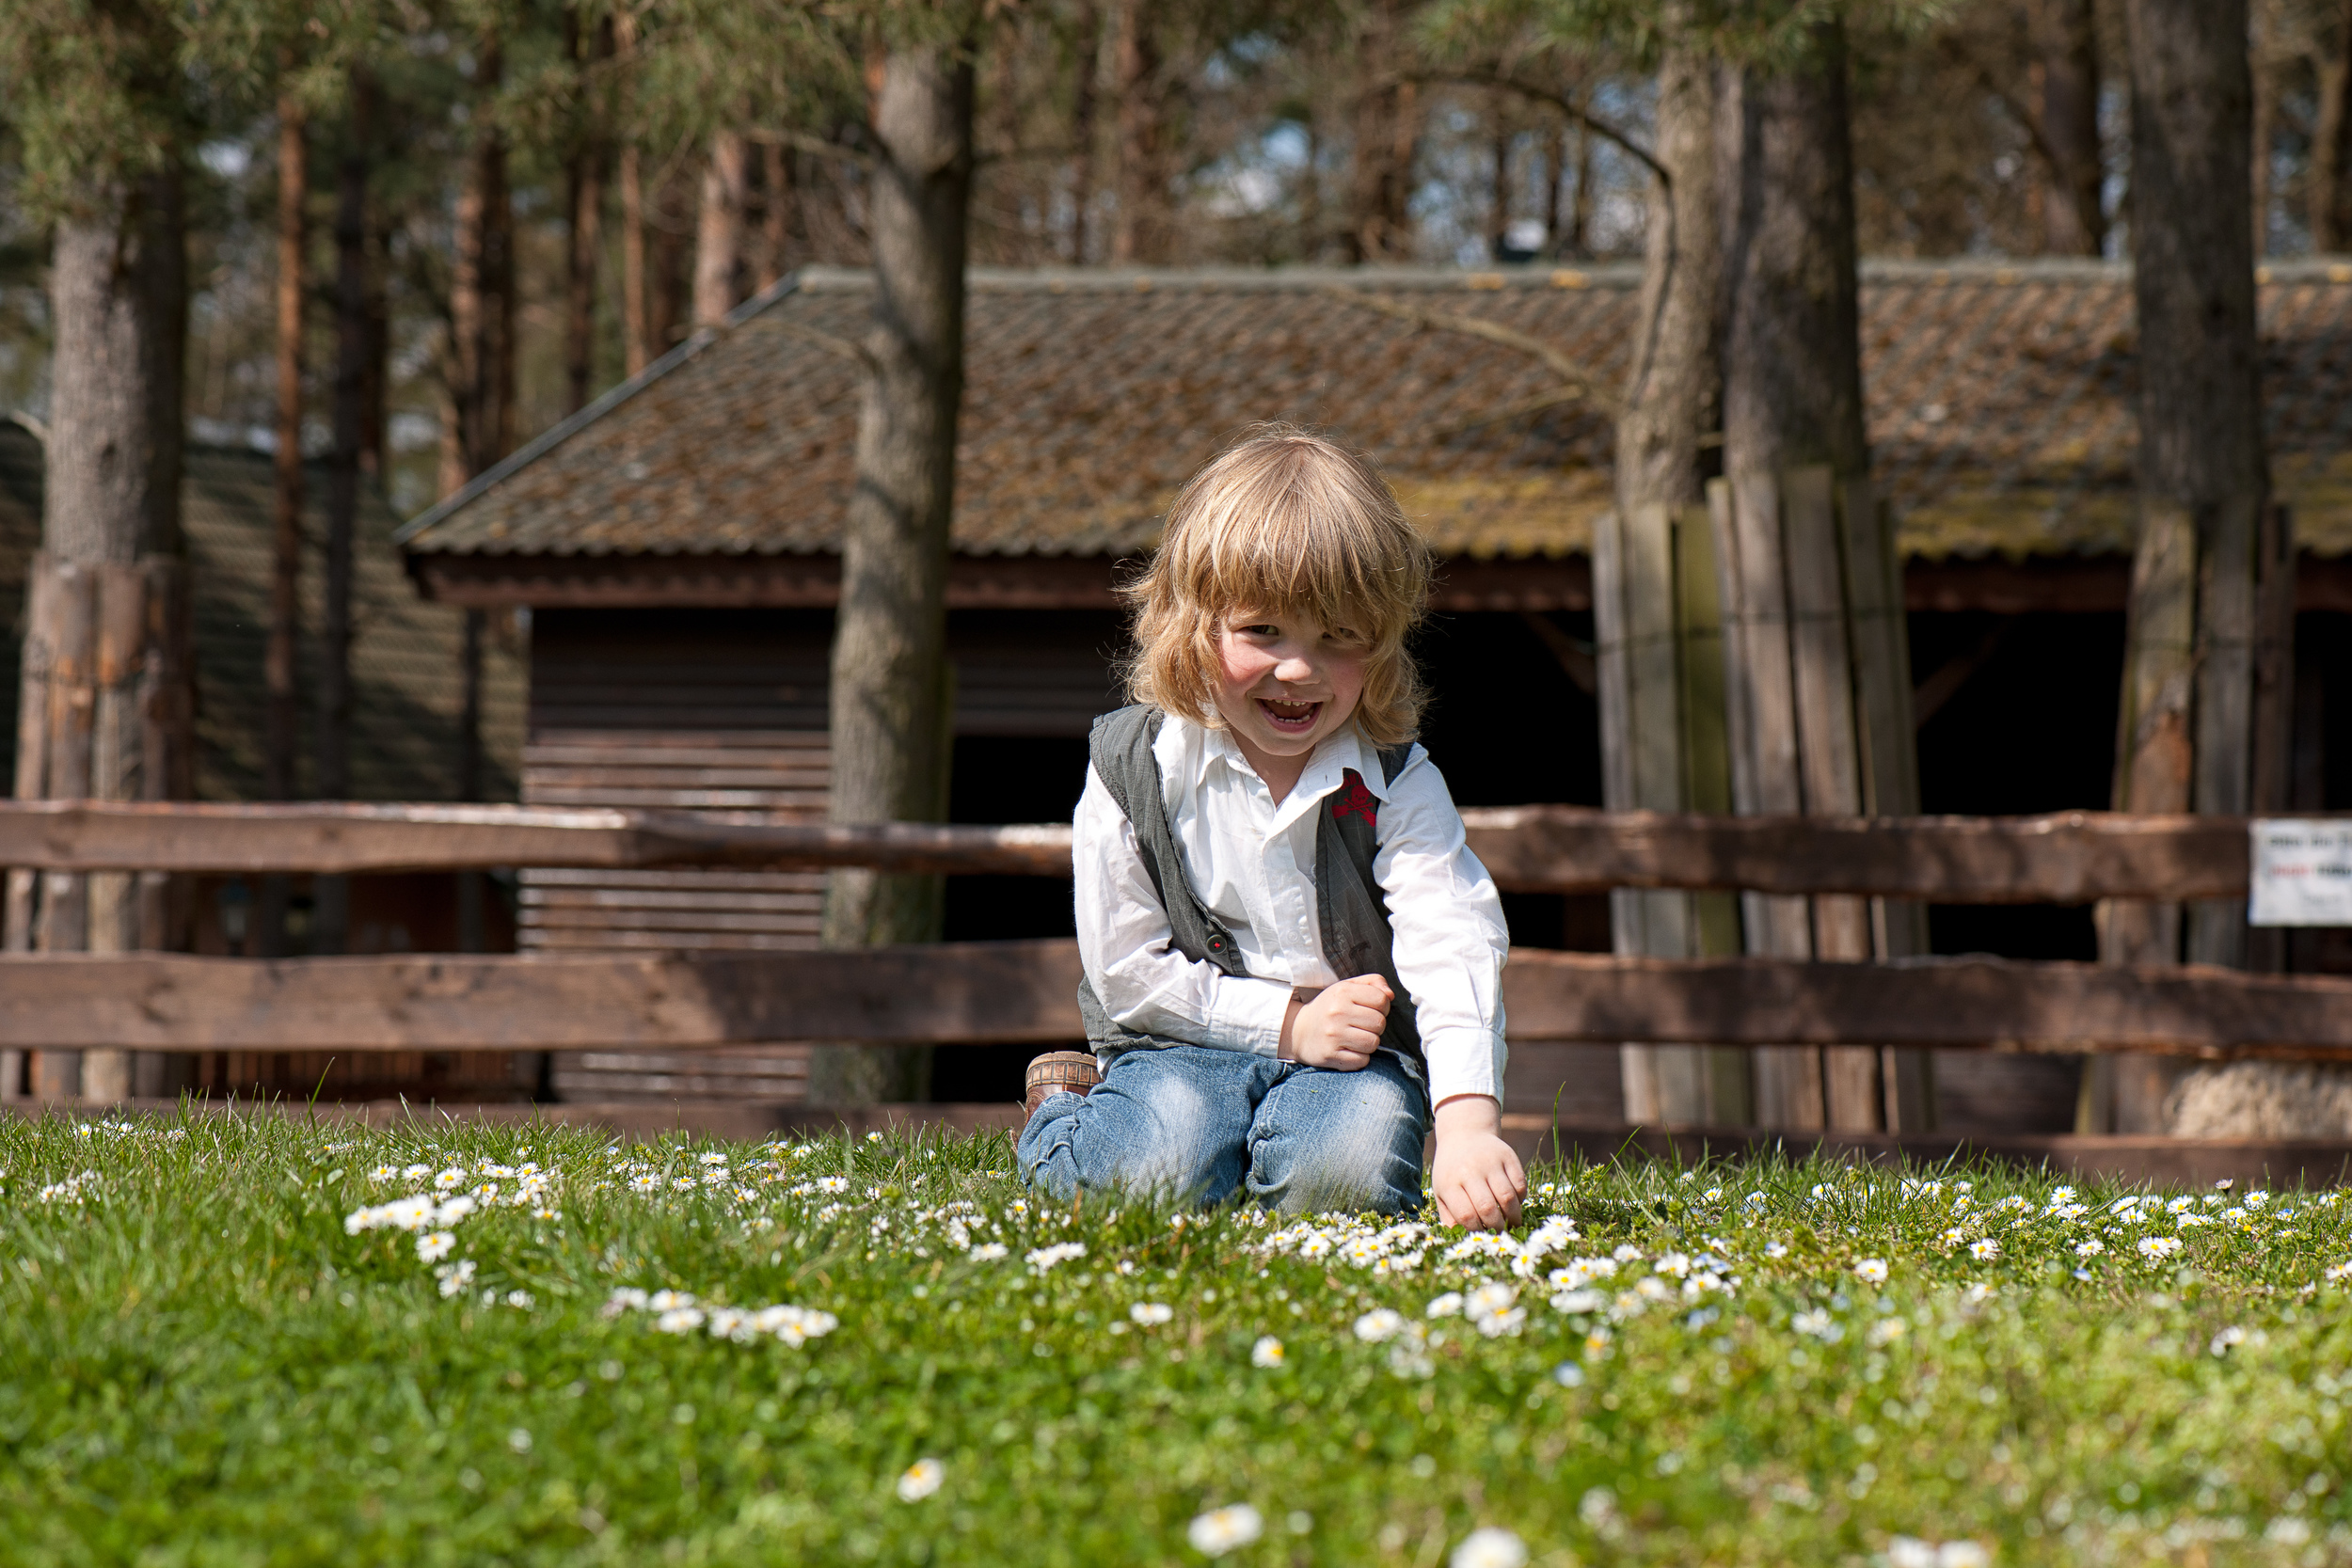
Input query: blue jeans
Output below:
<box><xmin>1018</xmin><ymin>1045</ymin><xmax>1429</xmax><ymax>1214</ymax></box>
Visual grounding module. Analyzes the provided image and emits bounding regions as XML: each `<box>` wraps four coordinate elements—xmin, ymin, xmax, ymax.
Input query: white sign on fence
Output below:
<box><xmin>2249</xmin><ymin>818</ymin><xmax>2352</xmax><ymax>927</ymax></box>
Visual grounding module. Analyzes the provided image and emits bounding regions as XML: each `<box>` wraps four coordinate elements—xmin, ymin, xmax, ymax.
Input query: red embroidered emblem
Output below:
<box><xmin>1330</xmin><ymin>768</ymin><xmax>1379</xmax><ymax>828</ymax></box>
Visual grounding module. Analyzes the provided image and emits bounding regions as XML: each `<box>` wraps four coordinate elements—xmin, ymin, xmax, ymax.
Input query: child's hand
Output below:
<box><xmin>1278</xmin><ymin>975</ymin><xmax>1391</xmax><ymax>1070</ymax></box>
<box><xmin>1431</xmin><ymin>1095</ymin><xmax>1526</xmax><ymax>1231</ymax></box>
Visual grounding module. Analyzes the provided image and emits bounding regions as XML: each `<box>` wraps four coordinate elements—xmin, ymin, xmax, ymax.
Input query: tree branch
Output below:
<box><xmin>749</xmin><ymin>126</ymin><xmax>879</xmax><ymax>173</ymax></box>
<box><xmin>974</xmin><ymin>143</ymin><xmax>1079</xmax><ymax>168</ymax></box>
<box><xmin>1321</xmin><ymin>287</ymin><xmax>1625</xmax><ymax>418</ymax></box>
<box><xmin>1431</xmin><ymin>389</ymin><xmax>1587</xmax><ymax>438</ymax></box>
<box><xmin>1402</xmin><ymin>69</ymin><xmax>1663</xmax><ymax>185</ymax></box>
<box><xmin>771</xmin><ymin>319</ymin><xmax>877</xmax><ymax>376</ymax></box>
<box><xmin>1947</xmin><ymin>39</ymin><xmax>2103</xmax><ymax>244</ymax></box>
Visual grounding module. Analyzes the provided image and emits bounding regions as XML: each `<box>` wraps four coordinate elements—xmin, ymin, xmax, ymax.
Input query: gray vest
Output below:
<box><xmin>1075</xmin><ymin>705</ymin><xmax>1422</xmax><ymax>1066</ymax></box>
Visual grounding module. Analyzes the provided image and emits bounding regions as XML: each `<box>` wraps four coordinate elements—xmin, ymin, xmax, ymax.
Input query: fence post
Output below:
<box><xmin>1674</xmin><ymin>503</ymin><xmax>1753</xmax><ymax>1124</ymax></box>
<box><xmin>1717</xmin><ymin>469</ymin><xmax>1825</xmax><ymax>1129</ymax></box>
<box><xmin>2089</xmin><ymin>499</ymin><xmax>2198</xmax><ymax>1132</ymax></box>
<box><xmin>1714</xmin><ymin>465</ymin><xmax>1934</xmax><ymax>1132</ymax></box>
<box><xmin>1843</xmin><ymin>479</ymin><xmax>1934</xmax><ymax>1132</ymax></box>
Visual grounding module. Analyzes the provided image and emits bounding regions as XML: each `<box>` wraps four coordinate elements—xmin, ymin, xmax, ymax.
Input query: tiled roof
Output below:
<box><xmin>400</xmin><ymin>258</ymin><xmax>2352</xmax><ymax>564</ymax></box>
<box><xmin>1</xmin><ymin>422</ymin><xmax>524</xmax><ymax>803</ymax></box>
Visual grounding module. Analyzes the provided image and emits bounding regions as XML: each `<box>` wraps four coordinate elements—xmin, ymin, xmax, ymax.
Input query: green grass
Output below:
<box><xmin>2</xmin><ymin>1109</ymin><xmax>2349</xmax><ymax>1567</ymax></box>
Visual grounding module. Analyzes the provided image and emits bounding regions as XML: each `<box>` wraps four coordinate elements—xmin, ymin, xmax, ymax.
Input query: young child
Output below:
<box><xmin>1018</xmin><ymin>426</ymin><xmax>1526</xmax><ymax>1230</ymax></box>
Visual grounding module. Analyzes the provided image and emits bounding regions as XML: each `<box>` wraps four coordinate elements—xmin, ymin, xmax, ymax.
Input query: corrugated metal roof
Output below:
<box><xmin>1</xmin><ymin>423</ymin><xmax>524</xmax><ymax>802</ymax></box>
<box><xmin>399</xmin><ymin>258</ymin><xmax>2352</xmax><ymax>564</ymax></box>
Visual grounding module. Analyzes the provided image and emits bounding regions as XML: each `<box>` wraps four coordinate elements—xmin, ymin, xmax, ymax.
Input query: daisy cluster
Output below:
<box><xmin>603</xmin><ymin>1288</ymin><xmax>839</xmax><ymax>1347</ymax></box>
<box><xmin>1254</xmin><ymin>1207</ymin><xmax>1584</xmax><ymax>1280</ymax></box>
<box><xmin>1905</xmin><ymin>1176</ymin><xmax>2352</xmax><ymax>1283</ymax></box>
<box><xmin>37</xmin><ymin>1170</ymin><xmax>100</xmax><ymax>1205</ymax></box>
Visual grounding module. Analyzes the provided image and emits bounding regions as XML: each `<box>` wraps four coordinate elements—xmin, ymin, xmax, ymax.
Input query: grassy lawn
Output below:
<box><xmin>3</xmin><ymin>1109</ymin><xmax>2348</xmax><ymax>1566</ymax></box>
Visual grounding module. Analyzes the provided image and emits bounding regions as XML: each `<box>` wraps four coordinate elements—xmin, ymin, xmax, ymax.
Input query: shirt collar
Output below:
<box><xmin>1163</xmin><ymin>712</ymin><xmax>1391</xmax><ymax>816</ymax></box>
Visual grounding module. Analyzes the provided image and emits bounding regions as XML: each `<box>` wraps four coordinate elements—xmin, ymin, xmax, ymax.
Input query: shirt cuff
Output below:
<box><xmin>1203</xmin><ymin>975</ymin><xmax>1294</xmax><ymax>1058</ymax></box>
<box><xmin>1422</xmin><ymin>1026</ymin><xmax>1507</xmax><ymax>1106</ymax></box>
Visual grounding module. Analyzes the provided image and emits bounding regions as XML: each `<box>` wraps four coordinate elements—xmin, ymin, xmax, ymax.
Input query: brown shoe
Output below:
<box><xmin>1024</xmin><ymin>1051</ymin><xmax>1101</xmax><ymax>1118</ymax></box>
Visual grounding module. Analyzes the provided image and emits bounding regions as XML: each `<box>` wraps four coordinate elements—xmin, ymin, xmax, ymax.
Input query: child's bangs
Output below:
<box><xmin>1181</xmin><ymin>467</ymin><xmax>1419</xmax><ymax>646</ymax></box>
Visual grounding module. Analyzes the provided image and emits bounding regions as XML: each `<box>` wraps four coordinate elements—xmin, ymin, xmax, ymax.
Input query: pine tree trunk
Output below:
<box><xmin>1111</xmin><ymin>1</ymin><xmax>1165</xmax><ymax>263</ymax></box>
<box><xmin>1604</xmin><ymin>43</ymin><xmax>1743</xmax><ymax>1127</ymax></box>
<box><xmin>258</xmin><ymin>90</ymin><xmax>307</xmax><ymax>959</ymax></box>
<box><xmin>451</xmin><ymin>44</ymin><xmax>514</xmax><ymax>478</ymax></box>
<box><xmin>315</xmin><ymin>69</ymin><xmax>373</xmax><ymax>957</ymax></box>
<box><xmin>2251</xmin><ymin>9</ymin><xmax>2275</xmax><ymax>258</ymax></box>
<box><xmin>565</xmin><ymin>153</ymin><xmax>602</xmax><ymax>412</ymax></box>
<box><xmin>1568</xmin><ymin>118</ymin><xmax>1594</xmax><ymax>256</ymax></box>
<box><xmin>809</xmin><ymin>43</ymin><xmax>974</xmax><ymax>1107</ymax></box>
<box><xmin>694</xmin><ymin>129</ymin><xmax>749</xmax><ymax>326</ymax></box>
<box><xmin>1541</xmin><ymin>122</ymin><xmax>1565</xmax><ymax>258</ymax></box>
<box><xmin>564</xmin><ymin>29</ymin><xmax>604</xmax><ymax>416</ymax></box>
<box><xmin>2030</xmin><ymin>0</ymin><xmax>2105</xmax><ymax>256</ymax></box>
<box><xmin>1716</xmin><ymin>21</ymin><xmax>1928</xmax><ymax>1133</ymax></box>
<box><xmin>1070</xmin><ymin>3</ymin><xmax>1100</xmax><ymax>263</ymax></box>
<box><xmin>563</xmin><ymin>6</ymin><xmax>612</xmax><ymax>411</ymax></box>
<box><xmin>757</xmin><ymin>140</ymin><xmax>793</xmax><ymax>289</ymax></box>
<box><xmin>1346</xmin><ymin>0</ymin><xmax>1417</xmax><ymax>262</ymax></box>
<box><xmin>2312</xmin><ymin>1</ymin><xmax>2352</xmax><ymax>252</ymax></box>
<box><xmin>8</xmin><ymin>162</ymin><xmax>192</xmax><ymax>1103</ymax></box>
<box><xmin>1486</xmin><ymin>95</ymin><xmax>1512</xmax><ymax>260</ymax></box>
<box><xmin>615</xmin><ymin>8</ymin><xmax>651</xmax><ymax>376</ymax></box>
<box><xmin>2090</xmin><ymin>0</ymin><xmax>2292</xmax><ymax>1134</ymax></box>
<box><xmin>446</xmin><ymin>44</ymin><xmax>512</xmax><ymax>956</ymax></box>
<box><xmin>648</xmin><ymin>169</ymin><xmax>691</xmax><ymax>357</ymax></box>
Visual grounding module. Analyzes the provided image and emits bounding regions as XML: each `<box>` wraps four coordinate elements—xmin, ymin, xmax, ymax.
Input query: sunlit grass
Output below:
<box><xmin>2</xmin><ymin>1107</ymin><xmax>2347</xmax><ymax>1565</ymax></box>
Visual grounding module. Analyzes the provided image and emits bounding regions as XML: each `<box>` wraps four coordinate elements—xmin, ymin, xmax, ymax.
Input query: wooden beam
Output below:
<box><xmin>1457</xmin><ymin>805</ymin><xmax>2261</xmax><ymax>901</ymax></box>
<box><xmin>0</xmin><ymin>799</ymin><xmax>2313</xmax><ymax>902</ymax></box>
<box><xmin>410</xmin><ymin>550</ymin><xmax>1595</xmax><ymax>613</ymax></box>
<box><xmin>0</xmin><ymin>800</ymin><xmax>1076</xmax><ymax>878</ymax></box>
<box><xmin>9</xmin><ymin>943</ymin><xmax>2352</xmax><ymax>1058</ymax></box>
<box><xmin>1497</xmin><ymin>950</ymin><xmax>2352</xmax><ymax>1057</ymax></box>
<box><xmin>0</xmin><ymin>941</ymin><xmax>1089</xmax><ymax>1050</ymax></box>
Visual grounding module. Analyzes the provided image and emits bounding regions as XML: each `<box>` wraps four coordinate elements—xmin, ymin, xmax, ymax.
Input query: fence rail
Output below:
<box><xmin>9</xmin><ymin>800</ymin><xmax>2347</xmax><ymax>1077</ymax></box>
<box><xmin>8</xmin><ymin>942</ymin><xmax>2352</xmax><ymax>1059</ymax></box>
<box><xmin>0</xmin><ymin>800</ymin><xmax>2306</xmax><ymax>900</ymax></box>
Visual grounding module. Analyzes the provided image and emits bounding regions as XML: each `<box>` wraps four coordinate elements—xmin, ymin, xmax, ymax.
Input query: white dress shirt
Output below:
<box><xmin>1073</xmin><ymin>713</ymin><xmax>1510</xmax><ymax>1106</ymax></box>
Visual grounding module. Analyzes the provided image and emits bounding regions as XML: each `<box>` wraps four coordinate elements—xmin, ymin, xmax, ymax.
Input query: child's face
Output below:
<box><xmin>1210</xmin><ymin>607</ymin><xmax>1370</xmax><ymax>762</ymax></box>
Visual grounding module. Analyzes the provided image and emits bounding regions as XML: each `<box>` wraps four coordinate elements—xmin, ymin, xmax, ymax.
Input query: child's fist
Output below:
<box><xmin>1279</xmin><ymin>974</ymin><xmax>1391</xmax><ymax>1070</ymax></box>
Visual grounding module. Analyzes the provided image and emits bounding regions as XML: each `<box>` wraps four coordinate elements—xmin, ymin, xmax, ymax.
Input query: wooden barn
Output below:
<box><xmin>0</xmin><ymin>419</ymin><xmax>529</xmax><ymax>1101</ymax></box>
<box><xmin>396</xmin><ymin>258</ymin><xmax>2352</xmax><ymax>1126</ymax></box>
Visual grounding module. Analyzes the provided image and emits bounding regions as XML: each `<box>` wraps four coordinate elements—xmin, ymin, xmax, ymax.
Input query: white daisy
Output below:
<box><xmin>1187</xmin><ymin>1504</ymin><xmax>1263</xmax><ymax>1557</ymax></box>
<box><xmin>896</xmin><ymin>1457</ymin><xmax>944</xmax><ymax>1502</ymax></box>
<box><xmin>1450</xmin><ymin>1527</ymin><xmax>1529</xmax><ymax>1568</ymax></box>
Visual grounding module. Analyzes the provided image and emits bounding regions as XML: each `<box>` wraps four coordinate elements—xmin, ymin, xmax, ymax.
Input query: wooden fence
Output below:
<box><xmin>0</xmin><ymin>800</ymin><xmax>2342</xmax><ymax>1063</ymax></box>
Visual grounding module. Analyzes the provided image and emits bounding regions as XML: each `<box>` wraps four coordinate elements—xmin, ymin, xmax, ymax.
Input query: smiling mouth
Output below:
<box><xmin>1256</xmin><ymin>697</ymin><xmax>1322</xmax><ymax>733</ymax></box>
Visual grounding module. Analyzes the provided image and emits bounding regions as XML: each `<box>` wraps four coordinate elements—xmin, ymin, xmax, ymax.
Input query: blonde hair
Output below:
<box><xmin>1121</xmin><ymin>424</ymin><xmax>1431</xmax><ymax>746</ymax></box>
